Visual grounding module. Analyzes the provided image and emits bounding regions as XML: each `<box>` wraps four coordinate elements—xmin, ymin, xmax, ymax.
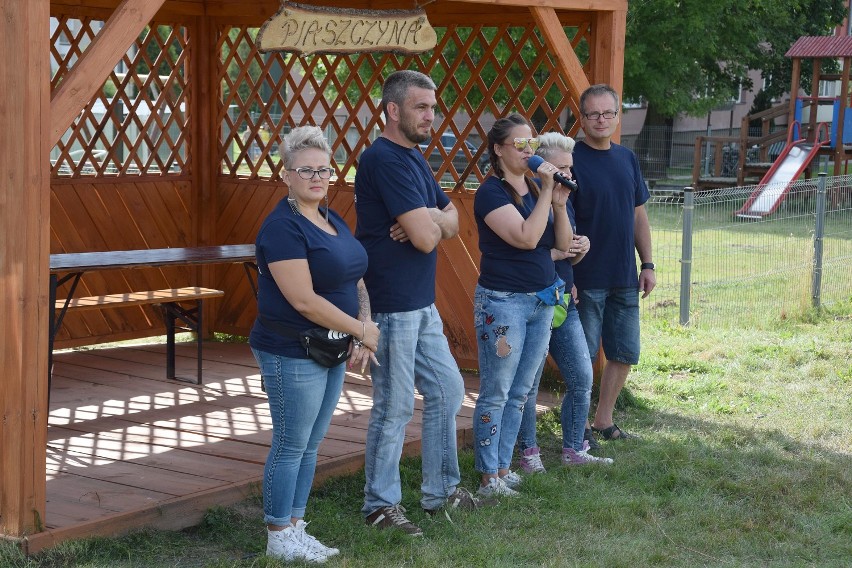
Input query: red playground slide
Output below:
<box><xmin>735</xmin><ymin>122</ymin><xmax>826</xmax><ymax>219</ymax></box>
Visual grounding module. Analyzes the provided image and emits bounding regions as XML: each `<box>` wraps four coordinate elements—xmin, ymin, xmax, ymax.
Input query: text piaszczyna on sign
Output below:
<box><xmin>257</xmin><ymin>1</ymin><xmax>437</xmax><ymax>55</ymax></box>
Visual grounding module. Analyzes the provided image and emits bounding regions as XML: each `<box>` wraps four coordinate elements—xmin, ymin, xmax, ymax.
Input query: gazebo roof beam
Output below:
<box><xmin>530</xmin><ymin>6</ymin><xmax>589</xmax><ymax>119</ymax></box>
<box><xmin>458</xmin><ymin>0</ymin><xmax>624</xmax><ymax>7</ymax></box>
<box><xmin>50</xmin><ymin>0</ymin><xmax>166</xmax><ymax>145</ymax></box>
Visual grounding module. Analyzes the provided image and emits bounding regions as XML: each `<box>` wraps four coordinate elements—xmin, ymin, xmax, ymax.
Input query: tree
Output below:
<box><xmin>623</xmin><ymin>0</ymin><xmax>847</xmax><ymax>178</ymax></box>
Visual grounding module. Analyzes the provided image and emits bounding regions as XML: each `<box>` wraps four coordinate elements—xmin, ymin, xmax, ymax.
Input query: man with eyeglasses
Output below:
<box><xmin>355</xmin><ymin>70</ymin><xmax>481</xmax><ymax>537</ymax></box>
<box><xmin>571</xmin><ymin>83</ymin><xmax>656</xmax><ymax>444</ymax></box>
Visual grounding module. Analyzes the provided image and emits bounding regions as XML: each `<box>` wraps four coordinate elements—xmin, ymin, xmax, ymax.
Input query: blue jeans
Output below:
<box><xmin>473</xmin><ymin>285</ymin><xmax>552</xmax><ymax>474</ymax></box>
<box><xmin>576</xmin><ymin>287</ymin><xmax>641</xmax><ymax>365</ymax></box>
<box><xmin>362</xmin><ymin>305</ymin><xmax>465</xmax><ymax>513</ymax></box>
<box><xmin>252</xmin><ymin>348</ymin><xmax>345</xmax><ymax>526</ymax></box>
<box><xmin>518</xmin><ymin>301</ymin><xmax>593</xmax><ymax>452</ymax></box>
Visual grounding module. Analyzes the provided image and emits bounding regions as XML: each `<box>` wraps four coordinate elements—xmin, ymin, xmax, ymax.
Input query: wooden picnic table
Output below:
<box><xmin>48</xmin><ymin>245</ymin><xmax>257</xmax><ymax>389</ymax></box>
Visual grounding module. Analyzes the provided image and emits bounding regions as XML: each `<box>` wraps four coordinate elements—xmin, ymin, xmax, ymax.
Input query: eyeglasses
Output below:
<box><xmin>287</xmin><ymin>167</ymin><xmax>334</xmax><ymax>180</ymax></box>
<box><xmin>582</xmin><ymin>110</ymin><xmax>618</xmax><ymax>121</ymax></box>
<box><xmin>507</xmin><ymin>138</ymin><xmax>541</xmax><ymax>151</ymax></box>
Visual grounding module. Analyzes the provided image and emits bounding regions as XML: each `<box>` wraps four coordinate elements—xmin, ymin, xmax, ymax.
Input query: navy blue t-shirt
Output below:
<box><xmin>474</xmin><ymin>175</ymin><xmax>557</xmax><ymax>292</ymax></box>
<box><xmin>570</xmin><ymin>141</ymin><xmax>649</xmax><ymax>289</ymax></box>
<box><xmin>354</xmin><ymin>136</ymin><xmax>450</xmax><ymax>312</ymax></box>
<box><xmin>249</xmin><ymin>199</ymin><xmax>368</xmax><ymax>358</ymax></box>
<box><xmin>532</xmin><ymin>176</ymin><xmax>578</xmax><ymax>290</ymax></box>
<box><xmin>554</xmin><ymin>201</ymin><xmax>578</xmax><ymax>290</ymax></box>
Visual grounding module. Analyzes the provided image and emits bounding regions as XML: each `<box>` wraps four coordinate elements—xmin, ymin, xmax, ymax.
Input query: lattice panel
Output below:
<box><xmin>217</xmin><ymin>23</ymin><xmax>590</xmax><ymax>184</ymax></box>
<box><xmin>50</xmin><ymin>17</ymin><xmax>190</xmax><ymax>177</ymax></box>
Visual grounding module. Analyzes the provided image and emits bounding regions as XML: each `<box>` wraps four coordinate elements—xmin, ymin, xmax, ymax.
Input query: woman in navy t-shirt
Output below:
<box><xmin>515</xmin><ymin>133</ymin><xmax>613</xmax><ymax>475</ymax></box>
<box><xmin>472</xmin><ymin>114</ymin><xmax>573</xmax><ymax>499</ymax></box>
<box><xmin>249</xmin><ymin>126</ymin><xmax>379</xmax><ymax>562</ymax></box>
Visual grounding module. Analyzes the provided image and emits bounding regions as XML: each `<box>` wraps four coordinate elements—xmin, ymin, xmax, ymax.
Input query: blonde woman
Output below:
<box><xmin>250</xmin><ymin>125</ymin><xmax>379</xmax><ymax>563</ymax></box>
<box><xmin>516</xmin><ymin>132</ymin><xmax>612</xmax><ymax>472</ymax></box>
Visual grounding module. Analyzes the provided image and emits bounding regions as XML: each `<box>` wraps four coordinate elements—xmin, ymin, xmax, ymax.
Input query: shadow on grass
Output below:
<box><xmin>532</xmin><ymin>405</ymin><xmax>851</xmax><ymax>564</ymax></box>
<box><xmin>4</xmin><ymin>404</ymin><xmax>850</xmax><ymax>567</ymax></box>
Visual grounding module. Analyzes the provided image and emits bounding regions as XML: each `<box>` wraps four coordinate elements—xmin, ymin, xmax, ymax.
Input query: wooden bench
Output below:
<box><xmin>53</xmin><ymin>287</ymin><xmax>224</xmax><ymax>385</ymax></box>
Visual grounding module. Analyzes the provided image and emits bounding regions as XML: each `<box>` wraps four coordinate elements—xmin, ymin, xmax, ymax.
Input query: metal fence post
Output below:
<box><xmin>679</xmin><ymin>187</ymin><xmax>695</xmax><ymax>325</ymax></box>
<box><xmin>811</xmin><ymin>173</ymin><xmax>827</xmax><ymax>309</ymax></box>
<box><xmin>703</xmin><ymin>125</ymin><xmax>712</xmax><ymax>176</ymax></box>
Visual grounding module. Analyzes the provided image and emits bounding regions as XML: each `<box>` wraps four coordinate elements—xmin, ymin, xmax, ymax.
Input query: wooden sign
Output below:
<box><xmin>257</xmin><ymin>1</ymin><xmax>437</xmax><ymax>55</ymax></box>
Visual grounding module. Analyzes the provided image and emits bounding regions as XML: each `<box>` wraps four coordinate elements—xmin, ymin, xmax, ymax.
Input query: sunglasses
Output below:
<box><xmin>508</xmin><ymin>137</ymin><xmax>541</xmax><ymax>151</ymax></box>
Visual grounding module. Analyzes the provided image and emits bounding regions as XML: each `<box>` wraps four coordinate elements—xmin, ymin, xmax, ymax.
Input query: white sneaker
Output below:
<box><xmin>500</xmin><ymin>469</ymin><xmax>523</xmax><ymax>489</ymax></box>
<box><xmin>293</xmin><ymin>519</ymin><xmax>339</xmax><ymax>557</ymax></box>
<box><xmin>266</xmin><ymin>526</ymin><xmax>328</xmax><ymax>564</ymax></box>
<box><xmin>477</xmin><ymin>476</ymin><xmax>519</xmax><ymax>498</ymax></box>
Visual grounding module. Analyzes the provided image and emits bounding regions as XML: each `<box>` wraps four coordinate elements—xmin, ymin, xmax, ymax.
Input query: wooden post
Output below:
<box><xmin>835</xmin><ymin>57</ymin><xmax>851</xmax><ymax>180</ymax></box>
<box><xmin>190</xmin><ymin>15</ymin><xmax>218</xmax><ymax>249</ymax></box>
<box><xmin>809</xmin><ymin>61</ymin><xmax>821</xmax><ymax>142</ymax></box>
<box><xmin>589</xmin><ymin>7</ymin><xmax>627</xmax><ymax>143</ymax></box>
<box><xmin>0</xmin><ymin>0</ymin><xmax>50</xmax><ymax>539</ymax></box>
<box><xmin>789</xmin><ymin>58</ymin><xmax>801</xmax><ymax>128</ymax></box>
<box><xmin>190</xmin><ymin>15</ymin><xmax>223</xmax><ymax>336</ymax></box>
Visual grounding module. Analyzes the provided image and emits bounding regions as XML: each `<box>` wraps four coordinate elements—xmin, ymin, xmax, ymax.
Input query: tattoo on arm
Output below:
<box><xmin>357</xmin><ymin>281</ymin><xmax>371</xmax><ymax>320</ymax></box>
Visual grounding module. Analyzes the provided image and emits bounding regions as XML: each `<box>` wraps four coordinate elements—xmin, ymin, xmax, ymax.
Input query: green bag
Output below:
<box><xmin>552</xmin><ymin>302</ymin><xmax>567</xmax><ymax>329</ymax></box>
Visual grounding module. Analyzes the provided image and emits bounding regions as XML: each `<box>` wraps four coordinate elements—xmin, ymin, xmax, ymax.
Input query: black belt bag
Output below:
<box><xmin>259</xmin><ymin>315</ymin><xmax>352</xmax><ymax>368</ymax></box>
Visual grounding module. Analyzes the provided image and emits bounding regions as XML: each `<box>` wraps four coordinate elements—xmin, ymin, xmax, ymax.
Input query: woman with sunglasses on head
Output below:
<box><xmin>515</xmin><ymin>132</ymin><xmax>613</xmax><ymax>475</ymax></box>
<box><xmin>472</xmin><ymin>113</ymin><xmax>574</xmax><ymax>498</ymax></box>
<box><xmin>250</xmin><ymin>125</ymin><xmax>380</xmax><ymax>563</ymax></box>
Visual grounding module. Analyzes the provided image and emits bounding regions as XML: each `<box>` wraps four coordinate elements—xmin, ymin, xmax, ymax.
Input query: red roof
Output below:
<box><xmin>786</xmin><ymin>36</ymin><xmax>852</xmax><ymax>58</ymax></box>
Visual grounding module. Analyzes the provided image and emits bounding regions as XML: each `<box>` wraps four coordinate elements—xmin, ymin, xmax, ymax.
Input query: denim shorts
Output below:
<box><xmin>576</xmin><ymin>287</ymin><xmax>641</xmax><ymax>365</ymax></box>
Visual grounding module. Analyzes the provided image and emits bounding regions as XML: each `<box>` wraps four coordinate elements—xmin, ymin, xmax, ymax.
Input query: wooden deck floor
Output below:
<box><xmin>30</xmin><ymin>341</ymin><xmax>557</xmax><ymax>553</ymax></box>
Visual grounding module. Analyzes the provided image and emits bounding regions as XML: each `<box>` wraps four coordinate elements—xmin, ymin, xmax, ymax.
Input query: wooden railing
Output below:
<box><xmin>739</xmin><ymin>103</ymin><xmax>791</xmax><ymax>164</ymax></box>
<box><xmin>692</xmin><ymin>101</ymin><xmax>793</xmax><ymax>188</ymax></box>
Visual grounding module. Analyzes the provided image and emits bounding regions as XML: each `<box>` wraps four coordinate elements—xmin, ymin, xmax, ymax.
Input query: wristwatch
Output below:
<box><xmin>640</xmin><ymin>262</ymin><xmax>655</xmax><ymax>271</ymax></box>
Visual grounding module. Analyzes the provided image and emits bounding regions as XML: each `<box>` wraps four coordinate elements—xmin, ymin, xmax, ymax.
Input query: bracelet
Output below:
<box><xmin>351</xmin><ymin>321</ymin><xmax>366</xmax><ymax>348</ymax></box>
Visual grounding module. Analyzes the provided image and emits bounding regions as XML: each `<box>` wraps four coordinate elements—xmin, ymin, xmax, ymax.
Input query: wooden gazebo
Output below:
<box><xmin>1</xmin><ymin>0</ymin><xmax>626</xmax><ymax>552</ymax></box>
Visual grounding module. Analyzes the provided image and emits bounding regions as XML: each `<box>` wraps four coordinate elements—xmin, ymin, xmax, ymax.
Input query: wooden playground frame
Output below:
<box><xmin>693</xmin><ymin>35</ymin><xmax>852</xmax><ymax>192</ymax></box>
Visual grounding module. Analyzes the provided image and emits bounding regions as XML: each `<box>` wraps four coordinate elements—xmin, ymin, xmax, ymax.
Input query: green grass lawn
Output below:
<box><xmin>4</xmin><ymin>306</ymin><xmax>850</xmax><ymax>567</ymax></box>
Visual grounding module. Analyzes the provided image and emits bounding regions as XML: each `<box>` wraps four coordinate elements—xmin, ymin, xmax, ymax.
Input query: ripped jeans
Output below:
<box><xmin>472</xmin><ymin>284</ymin><xmax>553</xmax><ymax>474</ymax></box>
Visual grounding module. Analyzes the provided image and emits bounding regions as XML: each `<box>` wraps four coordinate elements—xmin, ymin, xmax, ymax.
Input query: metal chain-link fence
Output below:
<box><xmin>642</xmin><ymin>174</ymin><xmax>852</xmax><ymax>329</ymax></box>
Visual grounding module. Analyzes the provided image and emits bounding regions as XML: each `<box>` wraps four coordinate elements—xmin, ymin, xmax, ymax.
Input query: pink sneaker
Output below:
<box><xmin>562</xmin><ymin>441</ymin><xmax>614</xmax><ymax>466</ymax></box>
<box><xmin>520</xmin><ymin>447</ymin><xmax>546</xmax><ymax>473</ymax></box>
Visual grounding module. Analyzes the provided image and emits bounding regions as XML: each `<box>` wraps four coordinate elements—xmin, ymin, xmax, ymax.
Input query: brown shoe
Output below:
<box><xmin>365</xmin><ymin>505</ymin><xmax>423</xmax><ymax>536</ymax></box>
<box><xmin>423</xmin><ymin>487</ymin><xmax>497</xmax><ymax>516</ymax></box>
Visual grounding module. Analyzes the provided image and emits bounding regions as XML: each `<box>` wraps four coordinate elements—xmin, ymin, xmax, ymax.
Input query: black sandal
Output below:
<box><xmin>583</xmin><ymin>428</ymin><xmax>601</xmax><ymax>450</ymax></box>
<box><xmin>591</xmin><ymin>423</ymin><xmax>636</xmax><ymax>440</ymax></box>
